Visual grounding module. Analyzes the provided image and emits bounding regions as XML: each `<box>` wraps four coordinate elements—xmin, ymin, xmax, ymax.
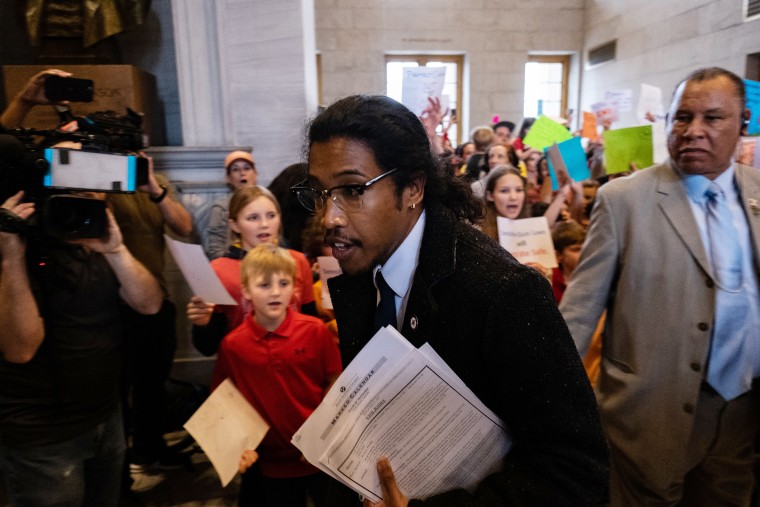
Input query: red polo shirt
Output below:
<box><xmin>212</xmin><ymin>309</ymin><xmax>342</xmax><ymax>478</ymax></box>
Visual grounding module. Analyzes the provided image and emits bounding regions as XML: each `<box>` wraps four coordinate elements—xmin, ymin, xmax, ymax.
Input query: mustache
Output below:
<box><xmin>324</xmin><ymin>232</ymin><xmax>357</xmax><ymax>245</ymax></box>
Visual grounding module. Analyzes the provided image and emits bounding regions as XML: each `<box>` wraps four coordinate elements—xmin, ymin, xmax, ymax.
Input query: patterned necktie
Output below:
<box><xmin>704</xmin><ymin>181</ymin><xmax>746</xmax><ymax>399</ymax></box>
<box><xmin>373</xmin><ymin>271</ymin><xmax>397</xmax><ymax>333</ymax></box>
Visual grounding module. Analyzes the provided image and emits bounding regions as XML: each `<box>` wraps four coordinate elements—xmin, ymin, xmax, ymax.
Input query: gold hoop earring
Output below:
<box><xmin>409</xmin><ymin>202</ymin><xmax>416</xmax><ymax>210</ymax></box>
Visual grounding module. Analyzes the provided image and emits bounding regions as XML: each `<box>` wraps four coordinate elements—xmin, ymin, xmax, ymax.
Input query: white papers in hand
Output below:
<box><xmin>163</xmin><ymin>235</ymin><xmax>237</xmax><ymax>305</ymax></box>
<box><xmin>184</xmin><ymin>378</ymin><xmax>269</xmax><ymax>487</ymax></box>
<box><xmin>292</xmin><ymin>327</ymin><xmax>511</xmax><ymax>502</ymax></box>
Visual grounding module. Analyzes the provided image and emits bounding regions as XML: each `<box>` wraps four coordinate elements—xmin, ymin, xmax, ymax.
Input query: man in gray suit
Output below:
<box><xmin>560</xmin><ymin>67</ymin><xmax>760</xmax><ymax>506</ymax></box>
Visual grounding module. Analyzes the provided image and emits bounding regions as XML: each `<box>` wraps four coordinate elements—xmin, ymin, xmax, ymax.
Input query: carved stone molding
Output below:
<box><xmin>145</xmin><ymin>145</ymin><xmax>252</xmax><ymax>183</ymax></box>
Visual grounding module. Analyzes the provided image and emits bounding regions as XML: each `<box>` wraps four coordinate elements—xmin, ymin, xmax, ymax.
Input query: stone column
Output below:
<box><xmin>170</xmin><ymin>0</ymin><xmax>318</xmax><ymax>184</ymax></box>
<box><xmin>169</xmin><ymin>1</ymin><xmax>229</xmax><ymax>146</ymax></box>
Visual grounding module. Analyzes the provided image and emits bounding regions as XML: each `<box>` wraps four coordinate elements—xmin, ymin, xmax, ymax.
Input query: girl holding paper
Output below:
<box><xmin>481</xmin><ymin>166</ymin><xmax>581</xmax><ymax>276</ymax></box>
<box><xmin>482</xmin><ymin>166</ymin><xmax>531</xmax><ymax>235</ymax></box>
<box><xmin>187</xmin><ymin>186</ymin><xmax>317</xmax><ymax>356</ymax></box>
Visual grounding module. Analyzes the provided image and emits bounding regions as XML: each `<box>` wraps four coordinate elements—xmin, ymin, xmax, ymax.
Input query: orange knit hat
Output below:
<box><xmin>224</xmin><ymin>151</ymin><xmax>254</xmax><ymax>174</ymax></box>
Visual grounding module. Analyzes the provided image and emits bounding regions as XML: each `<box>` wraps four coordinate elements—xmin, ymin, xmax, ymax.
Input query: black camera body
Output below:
<box><xmin>44</xmin><ymin>76</ymin><xmax>94</xmax><ymax>103</ymax></box>
<box><xmin>0</xmin><ymin>104</ymin><xmax>149</xmax><ymax>240</ymax></box>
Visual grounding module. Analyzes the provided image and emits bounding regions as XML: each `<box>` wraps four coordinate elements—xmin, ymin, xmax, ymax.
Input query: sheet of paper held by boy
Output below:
<box><xmin>164</xmin><ymin>235</ymin><xmax>237</xmax><ymax>305</ymax></box>
<box><xmin>292</xmin><ymin>326</ymin><xmax>511</xmax><ymax>502</ymax></box>
<box><xmin>184</xmin><ymin>378</ymin><xmax>269</xmax><ymax>487</ymax></box>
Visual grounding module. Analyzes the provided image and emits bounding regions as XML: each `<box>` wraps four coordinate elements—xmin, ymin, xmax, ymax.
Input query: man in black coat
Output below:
<box><xmin>293</xmin><ymin>94</ymin><xmax>608</xmax><ymax>507</ymax></box>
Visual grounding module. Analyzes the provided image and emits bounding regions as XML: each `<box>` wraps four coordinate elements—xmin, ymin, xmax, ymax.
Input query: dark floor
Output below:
<box><xmin>121</xmin><ymin>357</ymin><xmax>241</xmax><ymax>506</ymax></box>
<box><xmin>1</xmin><ymin>357</ymin><xmax>242</xmax><ymax>507</ymax></box>
<box><xmin>0</xmin><ymin>429</ymin><xmax>241</xmax><ymax>507</ymax></box>
<box><xmin>122</xmin><ymin>430</ymin><xmax>240</xmax><ymax>507</ymax></box>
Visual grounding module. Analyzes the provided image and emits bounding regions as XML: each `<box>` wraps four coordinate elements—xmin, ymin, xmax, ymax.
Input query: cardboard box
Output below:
<box><xmin>3</xmin><ymin>65</ymin><xmax>166</xmax><ymax>146</ymax></box>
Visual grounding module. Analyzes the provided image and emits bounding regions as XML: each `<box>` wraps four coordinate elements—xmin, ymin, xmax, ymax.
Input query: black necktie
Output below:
<box><xmin>373</xmin><ymin>271</ymin><xmax>397</xmax><ymax>332</ymax></box>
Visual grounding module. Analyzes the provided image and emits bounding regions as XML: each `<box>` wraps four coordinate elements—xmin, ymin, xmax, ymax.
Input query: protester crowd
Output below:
<box><xmin>0</xmin><ymin>66</ymin><xmax>758</xmax><ymax>507</ymax></box>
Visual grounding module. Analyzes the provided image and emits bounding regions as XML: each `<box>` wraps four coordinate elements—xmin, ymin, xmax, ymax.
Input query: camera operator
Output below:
<box><xmin>0</xmin><ymin>189</ymin><xmax>162</xmax><ymax>506</ymax></box>
<box><xmin>1</xmin><ymin>69</ymin><xmax>195</xmax><ymax>495</ymax></box>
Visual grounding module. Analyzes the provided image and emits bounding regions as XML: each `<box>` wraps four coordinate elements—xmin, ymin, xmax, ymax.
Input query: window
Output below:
<box><xmin>385</xmin><ymin>55</ymin><xmax>464</xmax><ymax>146</ymax></box>
<box><xmin>523</xmin><ymin>55</ymin><xmax>570</xmax><ymax>120</ymax></box>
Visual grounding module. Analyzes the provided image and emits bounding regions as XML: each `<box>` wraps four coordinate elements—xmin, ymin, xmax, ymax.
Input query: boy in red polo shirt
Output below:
<box><xmin>211</xmin><ymin>243</ymin><xmax>342</xmax><ymax>507</ymax></box>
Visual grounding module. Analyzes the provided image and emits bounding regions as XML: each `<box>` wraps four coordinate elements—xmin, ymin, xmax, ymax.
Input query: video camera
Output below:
<box><xmin>0</xmin><ymin>76</ymin><xmax>149</xmax><ymax>240</ymax></box>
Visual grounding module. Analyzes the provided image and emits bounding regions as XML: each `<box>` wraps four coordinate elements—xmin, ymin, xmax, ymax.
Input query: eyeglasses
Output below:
<box><xmin>290</xmin><ymin>168</ymin><xmax>398</xmax><ymax>213</ymax></box>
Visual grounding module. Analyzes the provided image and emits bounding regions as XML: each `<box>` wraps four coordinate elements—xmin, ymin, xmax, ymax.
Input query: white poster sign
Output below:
<box><xmin>402</xmin><ymin>66</ymin><xmax>447</xmax><ymax>116</ymax></box>
<box><xmin>637</xmin><ymin>83</ymin><xmax>665</xmax><ymax>123</ymax></box>
<box><xmin>605</xmin><ymin>89</ymin><xmax>633</xmax><ymax>113</ymax></box>
<box><xmin>496</xmin><ymin>216</ymin><xmax>558</xmax><ymax>268</ymax></box>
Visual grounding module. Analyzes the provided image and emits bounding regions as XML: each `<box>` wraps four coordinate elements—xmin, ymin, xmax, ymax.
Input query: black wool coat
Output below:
<box><xmin>325</xmin><ymin>203</ymin><xmax>609</xmax><ymax>507</ymax></box>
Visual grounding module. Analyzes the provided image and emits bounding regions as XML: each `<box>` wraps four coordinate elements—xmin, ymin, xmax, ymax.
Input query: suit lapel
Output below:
<box><xmin>655</xmin><ymin>163</ymin><xmax>712</xmax><ymax>278</ymax></box>
<box><xmin>399</xmin><ymin>205</ymin><xmax>457</xmax><ymax>348</ymax></box>
<box><xmin>735</xmin><ymin>163</ymin><xmax>760</xmax><ymax>273</ymax></box>
<box><xmin>327</xmin><ymin>271</ymin><xmax>376</xmax><ymax>365</ymax></box>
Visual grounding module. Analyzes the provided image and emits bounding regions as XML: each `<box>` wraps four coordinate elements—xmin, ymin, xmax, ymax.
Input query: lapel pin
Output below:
<box><xmin>749</xmin><ymin>198</ymin><xmax>760</xmax><ymax>216</ymax></box>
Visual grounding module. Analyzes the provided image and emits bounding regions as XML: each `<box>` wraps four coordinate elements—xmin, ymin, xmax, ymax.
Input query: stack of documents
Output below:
<box><xmin>292</xmin><ymin>326</ymin><xmax>512</xmax><ymax>502</ymax></box>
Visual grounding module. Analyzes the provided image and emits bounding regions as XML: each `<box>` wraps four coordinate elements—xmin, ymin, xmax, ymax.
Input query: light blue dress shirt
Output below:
<box><xmin>373</xmin><ymin>210</ymin><xmax>426</xmax><ymax>329</ymax></box>
<box><xmin>683</xmin><ymin>165</ymin><xmax>760</xmax><ymax>398</ymax></box>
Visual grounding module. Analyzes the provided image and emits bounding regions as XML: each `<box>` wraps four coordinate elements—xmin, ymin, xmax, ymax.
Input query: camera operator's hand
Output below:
<box><xmin>136</xmin><ymin>152</ymin><xmax>194</xmax><ymax>237</ymax></box>
<box><xmin>0</xmin><ymin>191</ymin><xmax>44</xmax><ymax>363</ymax></box>
<box><xmin>137</xmin><ymin>152</ymin><xmax>161</xmax><ymax>196</ymax></box>
<box><xmin>70</xmin><ymin>206</ymin><xmax>162</xmax><ymax>315</ymax></box>
<box><xmin>69</xmin><ymin>208</ymin><xmax>125</xmax><ymax>255</ymax></box>
<box><xmin>0</xmin><ymin>69</ymin><xmax>72</xmax><ymax>129</ymax></box>
<box><xmin>1</xmin><ymin>191</ymin><xmax>35</xmax><ymax>220</ymax></box>
<box><xmin>19</xmin><ymin>69</ymin><xmax>73</xmax><ymax>106</ymax></box>
<box><xmin>187</xmin><ymin>296</ymin><xmax>215</xmax><ymax>327</ymax></box>
<box><xmin>0</xmin><ymin>191</ymin><xmax>35</xmax><ymax>260</ymax></box>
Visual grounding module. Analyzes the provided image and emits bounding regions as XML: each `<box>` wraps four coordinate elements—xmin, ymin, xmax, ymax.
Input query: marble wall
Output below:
<box><xmin>581</xmin><ymin>0</ymin><xmax>760</xmax><ymax>128</ymax></box>
<box><xmin>314</xmin><ymin>0</ymin><xmax>586</xmax><ymax>134</ymax></box>
<box><xmin>170</xmin><ymin>0</ymin><xmax>319</xmax><ymax>186</ymax></box>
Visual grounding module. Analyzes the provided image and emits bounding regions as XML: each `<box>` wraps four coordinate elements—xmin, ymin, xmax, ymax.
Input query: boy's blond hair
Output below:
<box><xmin>240</xmin><ymin>243</ymin><xmax>296</xmax><ymax>286</ymax></box>
<box><xmin>470</xmin><ymin>126</ymin><xmax>495</xmax><ymax>151</ymax></box>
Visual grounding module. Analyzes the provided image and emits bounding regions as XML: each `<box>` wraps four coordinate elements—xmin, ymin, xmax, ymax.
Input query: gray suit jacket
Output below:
<box><xmin>560</xmin><ymin>161</ymin><xmax>760</xmax><ymax>492</ymax></box>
